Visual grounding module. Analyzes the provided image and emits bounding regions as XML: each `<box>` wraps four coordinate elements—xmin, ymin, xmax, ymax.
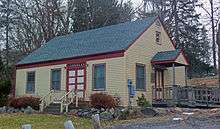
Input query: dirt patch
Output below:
<box><xmin>188</xmin><ymin>76</ymin><xmax>219</xmax><ymax>86</ymax></box>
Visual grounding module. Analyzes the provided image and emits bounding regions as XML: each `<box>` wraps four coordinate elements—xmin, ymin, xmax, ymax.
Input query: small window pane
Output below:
<box><xmin>69</xmin><ymin>85</ymin><xmax>74</xmax><ymax>90</ymax></box>
<box><xmin>77</xmin><ymin>69</ymin><xmax>84</xmax><ymax>76</ymax></box>
<box><xmin>51</xmin><ymin>69</ymin><xmax>61</xmax><ymax>90</ymax></box>
<box><xmin>69</xmin><ymin>70</ymin><xmax>75</xmax><ymax>76</ymax></box>
<box><xmin>77</xmin><ymin>77</ymin><xmax>84</xmax><ymax>83</ymax></box>
<box><xmin>77</xmin><ymin>84</ymin><xmax>84</xmax><ymax>90</ymax></box>
<box><xmin>77</xmin><ymin>91</ymin><xmax>84</xmax><ymax>97</ymax></box>
<box><xmin>69</xmin><ymin>78</ymin><xmax>75</xmax><ymax>84</ymax></box>
<box><xmin>93</xmin><ymin>64</ymin><xmax>105</xmax><ymax>90</ymax></box>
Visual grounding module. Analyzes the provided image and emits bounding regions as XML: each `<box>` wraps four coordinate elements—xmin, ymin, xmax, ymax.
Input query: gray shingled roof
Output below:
<box><xmin>17</xmin><ymin>16</ymin><xmax>157</xmax><ymax>65</ymax></box>
<box><xmin>151</xmin><ymin>49</ymin><xmax>181</xmax><ymax>62</ymax></box>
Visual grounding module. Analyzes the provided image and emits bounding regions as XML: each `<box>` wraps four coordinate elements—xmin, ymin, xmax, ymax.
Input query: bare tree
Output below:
<box><xmin>201</xmin><ymin>0</ymin><xmax>220</xmax><ymax>73</ymax></box>
<box><xmin>217</xmin><ymin>22</ymin><xmax>220</xmax><ymax>87</ymax></box>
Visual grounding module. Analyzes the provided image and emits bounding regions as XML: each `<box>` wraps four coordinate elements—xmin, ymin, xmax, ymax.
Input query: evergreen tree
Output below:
<box><xmin>72</xmin><ymin>0</ymin><xmax>133</xmax><ymax>32</ymax></box>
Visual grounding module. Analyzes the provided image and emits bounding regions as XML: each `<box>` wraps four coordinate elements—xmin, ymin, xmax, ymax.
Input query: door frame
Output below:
<box><xmin>154</xmin><ymin>69</ymin><xmax>165</xmax><ymax>101</ymax></box>
<box><xmin>66</xmin><ymin>63</ymin><xmax>86</xmax><ymax>98</ymax></box>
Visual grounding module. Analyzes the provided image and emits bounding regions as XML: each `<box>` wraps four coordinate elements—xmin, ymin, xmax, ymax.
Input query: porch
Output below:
<box><xmin>151</xmin><ymin>50</ymin><xmax>220</xmax><ymax>107</ymax></box>
<box><xmin>151</xmin><ymin>49</ymin><xmax>189</xmax><ymax>106</ymax></box>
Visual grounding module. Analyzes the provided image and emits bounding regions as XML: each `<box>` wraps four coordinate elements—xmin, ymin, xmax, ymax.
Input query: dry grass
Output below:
<box><xmin>0</xmin><ymin>113</ymin><xmax>91</xmax><ymax>129</ymax></box>
<box><xmin>0</xmin><ymin>113</ymin><xmax>173</xmax><ymax>129</ymax></box>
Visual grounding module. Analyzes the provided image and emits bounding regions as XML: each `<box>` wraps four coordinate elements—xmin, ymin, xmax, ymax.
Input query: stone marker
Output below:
<box><xmin>173</xmin><ymin>117</ymin><xmax>183</xmax><ymax>121</ymax></box>
<box><xmin>22</xmin><ymin>124</ymin><xmax>31</xmax><ymax>129</ymax></box>
<box><xmin>91</xmin><ymin>114</ymin><xmax>101</xmax><ymax>129</ymax></box>
<box><xmin>64</xmin><ymin>120</ymin><xmax>75</xmax><ymax>129</ymax></box>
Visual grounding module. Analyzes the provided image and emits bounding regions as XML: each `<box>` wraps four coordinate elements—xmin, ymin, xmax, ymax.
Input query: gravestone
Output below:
<box><xmin>22</xmin><ymin>124</ymin><xmax>31</xmax><ymax>129</ymax></box>
<box><xmin>64</xmin><ymin>120</ymin><xmax>75</xmax><ymax>129</ymax></box>
<box><xmin>91</xmin><ymin>114</ymin><xmax>101</xmax><ymax>129</ymax></box>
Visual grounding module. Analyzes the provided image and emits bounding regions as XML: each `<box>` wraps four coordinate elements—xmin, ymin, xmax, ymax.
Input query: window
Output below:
<box><xmin>51</xmin><ymin>69</ymin><xmax>61</xmax><ymax>90</ymax></box>
<box><xmin>26</xmin><ymin>71</ymin><xmax>35</xmax><ymax>93</ymax></box>
<box><xmin>156</xmin><ymin>31</ymin><xmax>161</xmax><ymax>45</ymax></box>
<box><xmin>93</xmin><ymin>64</ymin><xmax>106</xmax><ymax>90</ymax></box>
<box><xmin>136</xmin><ymin>64</ymin><xmax>146</xmax><ymax>90</ymax></box>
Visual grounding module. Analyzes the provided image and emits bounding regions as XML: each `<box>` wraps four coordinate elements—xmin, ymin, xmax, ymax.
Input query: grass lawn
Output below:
<box><xmin>0</xmin><ymin>113</ymin><xmax>171</xmax><ymax>129</ymax></box>
<box><xmin>0</xmin><ymin>113</ymin><xmax>92</xmax><ymax>129</ymax></box>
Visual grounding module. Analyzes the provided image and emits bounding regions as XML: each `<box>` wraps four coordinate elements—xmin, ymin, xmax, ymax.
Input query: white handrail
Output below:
<box><xmin>59</xmin><ymin>88</ymin><xmax>75</xmax><ymax>101</ymax></box>
<box><xmin>40</xmin><ymin>90</ymin><xmax>54</xmax><ymax>101</ymax></box>
<box><xmin>59</xmin><ymin>89</ymin><xmax>79</xmax><ymax>113</ymax></box>
<box><xmin>40</xmin><ymin>89</ymin><xmax>66</xmax><ymax>112</ymax></box>
<box><xmin>40</xmin><ymin>90</ymin><xmax>55</xmax><ymax>112</ymax></box>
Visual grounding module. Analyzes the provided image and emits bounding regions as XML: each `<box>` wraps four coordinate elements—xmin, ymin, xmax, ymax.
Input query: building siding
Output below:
<box><xmin>15</xmin><ymin>18</ymin><xmax>187</xmax><ymax>107</ymax></box>
<box><xmin>15</xmin><ymin>64</ymin><xmax>66</xmax><ymax>97</ymax></box>
<box><xmin>124</xmin><ymin>19</ymin><xmax>186</xmax><ymax>105</ymax></box>
<box><xmin>86</xmin><ymin>57</ymin><xmax>128</xmax><ymax>106</ymax></box>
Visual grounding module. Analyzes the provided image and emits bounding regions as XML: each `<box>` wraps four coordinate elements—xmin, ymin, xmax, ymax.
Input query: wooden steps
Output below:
<box><xmin>43</xmin><ymin>100</ymin><xmax>91</xmax><ymax>114</ymax></box>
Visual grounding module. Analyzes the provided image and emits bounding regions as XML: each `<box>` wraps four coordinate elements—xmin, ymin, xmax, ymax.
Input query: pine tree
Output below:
<box><xmin>71</xmin><ymin>0</ymin><xmax>133</xmax><ymax>32</ymax></box>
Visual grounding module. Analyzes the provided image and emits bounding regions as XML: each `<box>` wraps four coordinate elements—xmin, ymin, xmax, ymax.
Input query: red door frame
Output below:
<box><xmin>65</xmin><ymin>63</ymin><xmax>86</xmax><ymax>98</ymax></box>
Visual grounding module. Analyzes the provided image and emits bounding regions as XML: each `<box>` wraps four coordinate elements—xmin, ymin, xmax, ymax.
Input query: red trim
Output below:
<box><xmin>180</xmin><ymin>49</ymin><xmax>190</xmax><ymax>66</ymax></box>
<box><xmin>125</xmin><ymin>16</ymin><xmax>159</xmax><ymax>50</ymax></box>
<box><xmin>66</xmin><ymin>63</ymin><xmax>86</xmax><ymax>98</ymax></box>
<box><xmin>65</xmin><ymin>67</ymin><xmax>69</xmax><ymax>92</ymax></box>
<box><xmin>152</xmin><ymin>60</ymin><xmax>175</xmax><ymax>65</ymax></box>
<box><xmin>74</xmin><ymin>67</ymin><xmax>78</xmax><ymax>94</ymax></box>
<box><xmin>16</xmin><ymin>50</ymin><xmax>124</xmax><ymax>69</ymax></box>
<box><xmin>92</xmin><ymin>64</ymin><xmax>95</xmax><ymax>90</ymax></box>
<box><xmin>83</xmin><ymin>64</ymin><xmax>86</xmax><ymax>99</ymax></box>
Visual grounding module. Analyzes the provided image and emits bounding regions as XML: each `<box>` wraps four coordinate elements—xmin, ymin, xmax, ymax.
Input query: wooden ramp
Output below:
<box><xmin>152</xmin><ymin>85</ymin><xmax>220</xmax><ymax>108</ymax></box>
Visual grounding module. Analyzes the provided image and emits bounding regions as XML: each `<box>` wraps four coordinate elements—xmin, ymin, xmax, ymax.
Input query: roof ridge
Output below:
<box><xmin>51</xmin><ymin>16</ymin><xmax>158</xmax><ymax>41</ymax></box>
<box><xmin>17</xmin><ymin>16</ymin><xmax>158</xmax><ymax>65</ymax></box>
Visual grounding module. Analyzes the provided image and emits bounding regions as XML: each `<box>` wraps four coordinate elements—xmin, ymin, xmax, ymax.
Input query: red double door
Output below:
<box><xmin>66</xmin><ymin>63</ymin><xmax>86</xmax><ymax>98</ymax></box>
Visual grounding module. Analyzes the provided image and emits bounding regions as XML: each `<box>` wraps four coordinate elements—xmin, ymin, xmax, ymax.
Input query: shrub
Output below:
<box><xmin>90</xmin><ymin>92</ymin><xmax>116</xmax><ymax>109</ymax></box>
<box><xmin>0</xmin><ymin>80</ymin><xmax>11</xmax><ymax>106</ymax></box>
<box><xmin>113</xmin><ymin>95</ymin><xmax>121</xmax><ymax>106</ymax></box>
<box><xmin>136</xmin><ymin>94</ymin><xmax>151</xmax><ymax>108</ymax></box>
<box><xmin>8</xmin><ymin>96</ymin><xmax>40</xmax><ymax>110</ymax></box>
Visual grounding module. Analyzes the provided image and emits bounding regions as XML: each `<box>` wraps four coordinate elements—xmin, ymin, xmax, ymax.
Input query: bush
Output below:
<box><xmin>0</xmin><ymin>97</ymin><xmax>8</xmax><ymax>107</ymax></box>
<box><xmin>8</xmin><ymin>96</ymin><xmax>40</xmax><ymax>110</ymax></box>
<box><xmin>0</xmin><ymin>80</ymin><xmax>11</xmax><ymax>106</ymax></box>
<box><xmin>90</xmin><ymin>93</ymin><xmax>116</xmax><ymax>109</ymax></box>
<box><xmin>136</xmin><ymin>94</ymin><xmax>151</xmax><ymax>108</ymax></box>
